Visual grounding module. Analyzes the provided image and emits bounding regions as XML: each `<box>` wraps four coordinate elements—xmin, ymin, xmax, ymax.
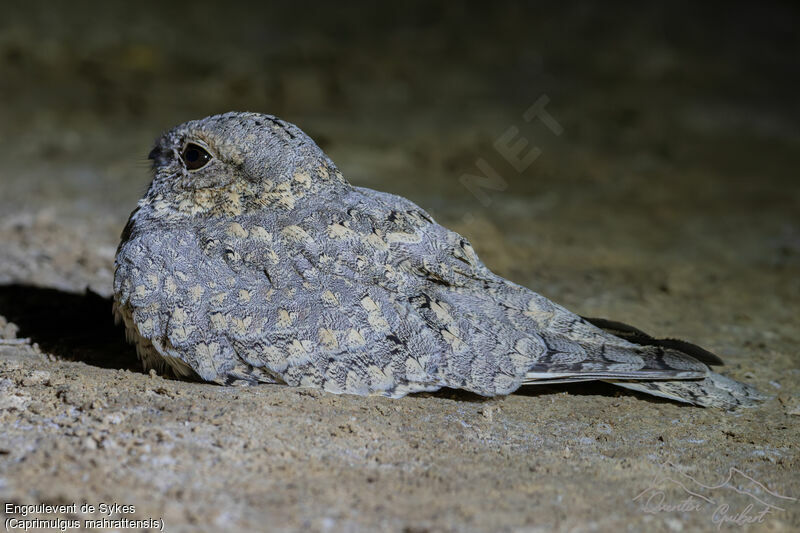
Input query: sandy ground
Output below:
<box><xmin>1</xmin><ymin>2</ymin><xmax>798</xmax><ymax>531</ymax></box>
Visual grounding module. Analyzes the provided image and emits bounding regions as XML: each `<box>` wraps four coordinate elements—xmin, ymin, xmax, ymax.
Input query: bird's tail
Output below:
<box><xmin>582</xmin><ymin>316</ymin><xmax>767</xmax><ymax>408</ymax></box>
<box><xmin>608</xmin><ymin>372</ymin><xmax>768</xmax><ymax>408</ymax></box>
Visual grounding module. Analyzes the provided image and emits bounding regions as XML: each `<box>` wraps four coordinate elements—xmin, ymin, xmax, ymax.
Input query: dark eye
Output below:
<box><xmin>181</xmin><ymin>143</ymin><xmax>212</xmax><ymax>170</ymax></box>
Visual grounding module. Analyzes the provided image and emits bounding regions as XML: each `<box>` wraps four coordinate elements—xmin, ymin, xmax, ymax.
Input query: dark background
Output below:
<box><xmin>1</xmin><ymin>0</ymin><xmax>798</xmax><ymax>307</ymax></box>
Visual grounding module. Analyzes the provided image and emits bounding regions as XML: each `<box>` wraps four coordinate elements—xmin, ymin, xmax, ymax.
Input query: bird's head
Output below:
<box><xmin>139</xmin><ymin>112</ymin><xmax>346</xmax><ymax>219</ymax></box>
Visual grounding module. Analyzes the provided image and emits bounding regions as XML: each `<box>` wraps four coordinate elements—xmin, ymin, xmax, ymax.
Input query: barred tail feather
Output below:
<box><xmin>607</xmin><ymin>372</ymin><xmax>768</xmax><ymax>409</ymax></box>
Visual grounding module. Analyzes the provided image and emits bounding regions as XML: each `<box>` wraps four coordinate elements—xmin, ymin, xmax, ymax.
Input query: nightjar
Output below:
<box><xmin>113</xmin><ymin>112</ymin><xmax>763</xmax><ymax>408</ymax></box>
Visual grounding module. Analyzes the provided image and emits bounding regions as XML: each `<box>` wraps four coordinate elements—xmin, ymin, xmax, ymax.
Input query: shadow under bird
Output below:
<box><xmin>113</xmin><ymin>112</ymin><xmax>764</xmax><ymax>409</ymax></box>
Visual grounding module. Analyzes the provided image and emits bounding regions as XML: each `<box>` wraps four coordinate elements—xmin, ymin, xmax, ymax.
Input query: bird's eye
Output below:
<box><xmin>181</xmin><ymin>143</ymin><xmax>212</xmax><ymax>170</ymax></box>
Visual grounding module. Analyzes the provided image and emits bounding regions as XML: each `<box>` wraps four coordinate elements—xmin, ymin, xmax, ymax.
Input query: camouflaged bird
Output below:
<box><xmin>113</xmin><ymin>112</ymin><xmax>764</xmax><ymax>409</ymax></box>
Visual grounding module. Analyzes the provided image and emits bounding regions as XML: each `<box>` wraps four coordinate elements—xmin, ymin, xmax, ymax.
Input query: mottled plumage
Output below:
<box><xmin>113</xmin><ymin>112</ymin><xmax>763</xmax><ymax>408</ymax></box>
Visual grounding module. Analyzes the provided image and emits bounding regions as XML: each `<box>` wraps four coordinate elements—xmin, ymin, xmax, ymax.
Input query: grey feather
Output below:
<box><xmin>113</xmin><ymin>112</ymin><xmax>763</xmax><ymax>409</ymax></box>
